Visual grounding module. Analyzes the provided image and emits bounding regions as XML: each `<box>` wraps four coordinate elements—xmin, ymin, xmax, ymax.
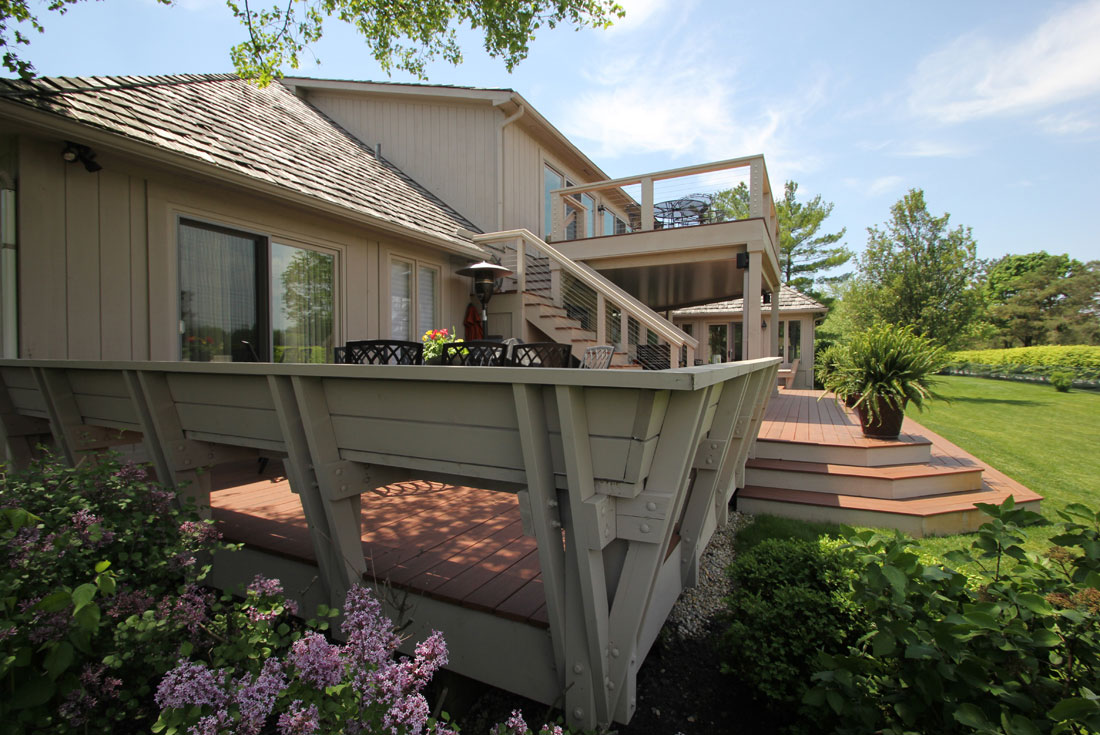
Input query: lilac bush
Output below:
<box><xmin>155</xmin><ymin>584</ymin><xmax>455</xmax><ymax>735</ymax></box>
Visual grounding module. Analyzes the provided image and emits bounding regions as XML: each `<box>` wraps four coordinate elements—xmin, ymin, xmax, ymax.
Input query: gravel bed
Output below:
<box><xmin>445</xmin><ymin>512</ymin><xmax>762</xmax><ymax>734</ymax></box>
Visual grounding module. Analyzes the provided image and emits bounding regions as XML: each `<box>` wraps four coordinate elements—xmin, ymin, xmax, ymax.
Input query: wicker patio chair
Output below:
<box><xmin>511</xmin><ymin>342</ymin><xmax>573</xmax><ymax>367</ymax></box>
<box><xmin>442</xmin><ymin>341</ymin><xmax>508</xmax><ymax>366</ymax></box>
<box><xmin>580</xmin><ymin>345</ymin><xmax>615</xmax><ymax>369</ymax></box>
<box><xmin>338</xmin><ymin>339</ymin><xmax>424</xmax><ymax>365</ymax></box>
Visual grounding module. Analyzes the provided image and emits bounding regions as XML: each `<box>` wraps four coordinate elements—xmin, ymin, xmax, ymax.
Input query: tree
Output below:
<box><xmin>707</xmin><ymin>180</ymin><xmax>851</xmax><ymax>299</ymax></box>
<box><xmin>984</xmin><ymin>252</ymin><xmax>1100</xmax><ymax>347</ymax></box>
<box><xmin>0</xmin><ymin>0</ymin><xmax>624</xmax><ymax>83</ymax></box>
<box><xmin>855</xmin><ymin>188</ymin><xmax>982</xmax><ymax>348</ymax></box>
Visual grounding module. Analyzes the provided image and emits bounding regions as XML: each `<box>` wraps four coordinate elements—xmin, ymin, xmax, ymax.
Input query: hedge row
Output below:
<box><xmin>946</xmin><ymin>345</ymin><xmax>1100</xmax><ymax>372</ymax></box>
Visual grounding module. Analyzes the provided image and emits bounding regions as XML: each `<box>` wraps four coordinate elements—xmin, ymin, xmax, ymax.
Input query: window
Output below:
<box><xmin>543</xmin><ymin>165</ymin><xmax>564</xmax><ymax>238</ymax></box>
<box><xmin>776</xmin><ymin>320</ymin><xmax>801</xmax><ymax>362</ymax></box>
<box><xmin>390</xmin><ymin>257</ymin><xmax>440</xmax><ymax>340</ymax></box>
<box><xmin>178</xmin><ymin>219</ymin><xmax>336</xmax><ymax>363</ymax></box>
<box><xmin>708</xmin><ymin>324</ymin><xmax>727</xmax><ymax>363</ymax></box>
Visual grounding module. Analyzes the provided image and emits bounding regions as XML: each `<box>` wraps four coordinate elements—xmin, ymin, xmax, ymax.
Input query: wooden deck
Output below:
<box><xmin>210</xmin><ymin>461</ymin><xmax>548</xmax><ymax>627</ymax></box>
<box><xmin>740</xmin><ymin>389</ymin><xmax>1042</xmax><ymax>535</ymax></box>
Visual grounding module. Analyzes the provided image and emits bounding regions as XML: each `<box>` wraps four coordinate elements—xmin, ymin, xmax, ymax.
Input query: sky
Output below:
<box><xmin>16</xmin><ymin>0</ymin><xmax>1100</xmax><ymax>266</ymax></box>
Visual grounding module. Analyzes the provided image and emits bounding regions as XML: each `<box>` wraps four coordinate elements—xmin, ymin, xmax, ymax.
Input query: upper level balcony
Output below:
<box><xmin>547</xmin><ymin>155</ymin><xmax>781</xmax><ymax>312</ymax></box>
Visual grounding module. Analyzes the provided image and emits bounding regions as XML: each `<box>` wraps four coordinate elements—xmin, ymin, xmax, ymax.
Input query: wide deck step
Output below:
<box><xmin>737</xmin><ymin>482</ymin><xmax>1043</xmax><ymax>538</ymax></box>
<box><xmin>754</xmin><ymin>435</ymin><xmax>931</xmax><ymax>467</ymax></box>
<box><xmin>744</xmin><ymin>457</ymin><xmax>984</xmax><ymax>500</ymax></box>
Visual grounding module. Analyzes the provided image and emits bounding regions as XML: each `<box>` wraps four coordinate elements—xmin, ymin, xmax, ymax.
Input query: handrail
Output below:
<box><xmin>473</xmin><ymin>229</ymin><xmax>699</xmax><ymax>360</ymax></box>
<box><xmin>548</xmin><ymin>154</ymin><xmax>779</xmax><ymax>257</ymax></box>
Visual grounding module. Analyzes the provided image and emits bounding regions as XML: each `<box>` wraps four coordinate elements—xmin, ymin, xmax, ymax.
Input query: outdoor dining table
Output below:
<box><xmin>654</xmin><ymin>197</ymin><xmax>710</xmax><ymax>227</ymax></box>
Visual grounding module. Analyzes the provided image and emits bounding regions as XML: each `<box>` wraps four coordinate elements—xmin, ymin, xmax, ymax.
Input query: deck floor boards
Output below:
<box><xmin>209</xmin><ymin>462</ymin><xmax>549</xmax><ymax>628</ymax></box>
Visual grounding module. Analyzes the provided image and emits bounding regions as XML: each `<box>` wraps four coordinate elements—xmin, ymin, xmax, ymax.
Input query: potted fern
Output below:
<box><xmin>823</xmin><ymin>324</ymin><xmax>946</xmax><ymax>439</ymax></box>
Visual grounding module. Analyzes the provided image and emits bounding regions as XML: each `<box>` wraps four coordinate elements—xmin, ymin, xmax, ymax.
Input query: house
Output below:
<box><xmin>0</xmin><ymin>74</ymin><xmax>785</xmax><ymax>368</ymax></box>
<box><xmin>0</xmin><ymin>74</ymin><xmax>786</xmax><ymax>729</ymax></box>
<box><xmin>671</xmin><ymin>285</ymin><xmax>828</xmax><ymax>387</ymax></box>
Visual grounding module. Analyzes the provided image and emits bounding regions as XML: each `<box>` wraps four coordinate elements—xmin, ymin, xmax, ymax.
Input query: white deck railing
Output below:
<box><xmin>475</xmin><ymin>229</ymin><xmax>699</xmax><ymax>367</ymax></box>
<box><xmin>549</xmin><ymin>154</ymin><xmax>780</xmax><ymax>262</ymax></box>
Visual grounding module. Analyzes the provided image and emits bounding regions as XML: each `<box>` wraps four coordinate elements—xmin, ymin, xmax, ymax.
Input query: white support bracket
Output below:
<box><xmin>693</xmin><ymin>438</ymin><xmax>728</xmax><ymax>470</ymax></box>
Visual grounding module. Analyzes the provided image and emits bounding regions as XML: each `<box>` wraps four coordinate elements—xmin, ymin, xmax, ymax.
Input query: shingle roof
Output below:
<box><xmin>671</xmin><ymin>285</ymin><xmax>827</xmax><ymax>316</ymax></box>
<box><xmin>0</xmin><ymin>74</ymin><xmax>480</xmax><ymax>249</ymax></box>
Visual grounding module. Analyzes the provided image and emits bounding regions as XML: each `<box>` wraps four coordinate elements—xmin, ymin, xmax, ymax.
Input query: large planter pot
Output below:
<box><xmin>855</xmin><ymin>396</ymin><xmax>906</xmax><ymax>439</ymax></box>
<box><xmin>844</xmin><ymin>392</ymin><xmax>860</xmax><ymax>408</ymax></box>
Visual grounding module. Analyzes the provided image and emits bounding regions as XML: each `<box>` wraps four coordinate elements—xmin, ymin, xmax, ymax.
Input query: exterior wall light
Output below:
<box><xmin>61</xmin><ymin>141</ymin><xmax>102</xmax><ymax>173</ymax></box>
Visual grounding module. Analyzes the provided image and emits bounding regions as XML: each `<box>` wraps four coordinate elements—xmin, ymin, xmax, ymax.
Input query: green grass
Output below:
<box><xmin>738</xmin><ymin>375</ymin><xmax>1100</xmax><ymax>561</ymax></box>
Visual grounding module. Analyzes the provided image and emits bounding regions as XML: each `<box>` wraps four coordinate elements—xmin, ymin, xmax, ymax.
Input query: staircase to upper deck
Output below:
<box><xmin>476</xmin><ymin>230</ymin><xmax>697</xmax><ymax>369</ymax></box>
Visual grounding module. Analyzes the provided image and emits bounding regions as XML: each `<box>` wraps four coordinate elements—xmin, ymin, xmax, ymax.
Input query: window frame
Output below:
<box><xmin>176</xmin><ymin>216</ymin><xmax>340</xmax><ymax>362</ymax></box>
<box><xmin>387</xmin><ymin>253</ymin><xmax>442</xmax><ymax>341</ymax></box>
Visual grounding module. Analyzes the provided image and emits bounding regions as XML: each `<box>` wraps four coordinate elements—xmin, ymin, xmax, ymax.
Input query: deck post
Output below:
<box><xmin>743</xmin><ymin>249</ymin><xmax>763</xmax><ymax>360</ymax></box>
<box><xmin>268</xmin><ymin>375</ymin><xmax>349</xmax><ymax>609</ymax></box>
<box><xmin>512</xmin><ymin>384</ymin><xmax>568</xmax><ymax>687</ymax></box>
<box><xmin>678</xmin><ymin>375</ymin><xmax>751</xmax><ymax>587</ymax></box>
<box><xmin>606</xmin><ymin>385</ymin><xmax>713</xmax><ymax>723</ymax></box>
<box><xmin>132</xmin><ymin>371</ymin><xmax>214</xmax><ymax>515</ymax></box>
<box><xmin>555</xmin><ymin>385</ymin><xmax>612</xmax><ymax>728</ymax></box>
<box><xmin>289</xmin><ymin>376</ymin><xmax>368</xmax><ymax>597</ymax></box>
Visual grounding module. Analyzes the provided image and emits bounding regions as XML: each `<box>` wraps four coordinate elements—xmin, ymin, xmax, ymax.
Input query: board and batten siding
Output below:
<box><xmin>14</xmin><ymin>134</ymin><xmax>471</xmax><ymax>361</ymax></box>
<box><xmin>304</xmin><ymin>91</ymin><xmax>498</xmax><ymax>233</ymax></box>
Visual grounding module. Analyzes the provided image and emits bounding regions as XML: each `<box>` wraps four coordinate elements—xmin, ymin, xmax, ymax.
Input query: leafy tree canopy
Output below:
<box><xmin>984</xmin><ymin>252</ymin><xmax>1099</xmax><ymax>347</ymax></box>
<box><xmin>0</xmin><ymin>0</ymin><xmax>624</xmax><ymax>84</ymax></box>
<box><xmin>855</xmin><ymin>188</ymin><xmax>983</xmax><ymax>348</ymax></box>
<box><xmin>707</xmin><ymin>180</ymin><xmax>850</xmax><ymax>300</ymax></box>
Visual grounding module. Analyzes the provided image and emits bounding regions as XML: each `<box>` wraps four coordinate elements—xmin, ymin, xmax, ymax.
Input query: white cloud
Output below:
<box><xmin>867</xmin><ymin>176</ymin><xmax>903</xmax><ymax>197</ymax></box>
<box><xmin>892</xmin><ymin>140</ymin><xmax>974</xmax><ymax>158</ymax></box>
<box><xmin>1037</xmin><ymin>112</ymin><xmax>1097</xmax><ymax>135</ymax></box>
<box><xmin>560</xmin><ymin>34</ymin><xmax>825</xmax><ymax>187</ymax></box>
<box><xmin>908</xmin><ymin>0</ymin><xmax>1100</xmax><ymax>122</ymax></box>
<box><xmin>605</xmin><ymin>0</ymin><xmax>672</xmax><ymax>34</ymax></box>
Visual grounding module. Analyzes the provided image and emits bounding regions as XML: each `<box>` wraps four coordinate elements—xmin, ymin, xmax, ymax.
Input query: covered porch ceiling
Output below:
<box><xmin>555</xmin><ymin>219</ymin><xmax>781</xmax><ymax>312</ymax></box>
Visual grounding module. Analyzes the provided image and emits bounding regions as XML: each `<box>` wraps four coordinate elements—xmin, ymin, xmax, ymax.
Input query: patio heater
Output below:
<box><xmin>455</xmin><ymin>260</ymin><xmax>513</xmax><ymax>338</ymax></box>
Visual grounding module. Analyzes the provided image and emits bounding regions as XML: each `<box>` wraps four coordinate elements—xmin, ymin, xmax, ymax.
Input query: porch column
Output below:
<box><xmin>742</xmin><ymin>249</ymin><xmax>763</xmax><ymax>360</ymax></box>
<box><xmin>770</xmin><ymin>285</ymin><xmax>780</xmax><ymax>358</ymax></box>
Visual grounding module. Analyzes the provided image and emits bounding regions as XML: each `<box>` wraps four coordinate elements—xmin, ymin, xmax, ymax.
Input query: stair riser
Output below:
<box><xmin>736</xmin><ymin>496</ymin><xmax>1041</xmax><ymax>538</ymax></box>
<box><xmin>744</xmin><ymin>467</ymin><xmax>984</xmax><ymax>500</ymax></box>
<box><xmin>754</xmin><ymin>440</ymin><xmax>931</xmax><ymax>467</ymax></box>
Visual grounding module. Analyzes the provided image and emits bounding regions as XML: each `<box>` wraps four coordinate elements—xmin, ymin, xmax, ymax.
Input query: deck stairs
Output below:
<box><xmin>736</xmin><ymin>390</ymin><xmax>1042</xmax><ymax>536</ymax></box>
<box><xmin>521</xmin><ymin>290</ymin><xmax>638</xmax><ymax>368</ymax></box>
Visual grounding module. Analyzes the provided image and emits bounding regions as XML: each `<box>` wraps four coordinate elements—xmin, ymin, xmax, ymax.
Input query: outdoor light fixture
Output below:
<box><xmin>735</xmin><ymin>252</ymin><xmax>749</xmax><ymax>269</ymax></box>
<box><xmin>763</xmin><ymin>290</ymin><xmax>771</xmax><ymax>305</ymax></box>
<box><xmin>61</xmin><ymin>141</ymin><xmax>102</xmax><ymax>173</ymax></box>
<box><xmin>455</xmin><ymin>260</ymin><xmax>513</xmax><ymax>337</ymax></box>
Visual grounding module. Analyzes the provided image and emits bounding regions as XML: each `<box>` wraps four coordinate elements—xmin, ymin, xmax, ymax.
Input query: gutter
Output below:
<box><xmin>494</xmin><ymin>97</ymin><xmax>526</xmax><ymax>230</ymax></box>
<box><xmin>0</xmin><ymin>101</ymin><xmax>489</xmax><ymax>261</ymax></box>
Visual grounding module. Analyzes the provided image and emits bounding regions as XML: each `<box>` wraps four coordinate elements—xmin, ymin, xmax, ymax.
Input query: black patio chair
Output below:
<box><xmin>337</xmin><ymin>339</ymin><xmax>423</xmax><ymax>365</ymax></box>
<box><xmin>442</xmin><ymin>341</ymin><xmax>508</xmax><ymax>366</ymax></box>
<box><xmin>580</xmin><ymin>345</ymin><xmax>614</xmax><ymax>369</ymax></box>
<box><xmin>511</xmin><ymin>342</ymin><xmax>572</xmax><ymax>367</ymax></box>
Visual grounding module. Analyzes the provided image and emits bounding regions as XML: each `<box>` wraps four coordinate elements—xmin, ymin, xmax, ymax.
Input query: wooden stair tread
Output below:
<box><xmin>738</xmin><ymin>483</ymin><xmax>1043</xmax><ymax>518</ymax></box>
<box><xmin>745</xmin><ymin>457</ymin><xmax>983</xmax><ymax>480</ymax></box>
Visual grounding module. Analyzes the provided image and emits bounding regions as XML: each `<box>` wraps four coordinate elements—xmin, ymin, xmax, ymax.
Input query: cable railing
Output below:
<box><xmin>477</xmin><ymin>229</ymin><xmax>698</xmax><ymax>368</ymax></box>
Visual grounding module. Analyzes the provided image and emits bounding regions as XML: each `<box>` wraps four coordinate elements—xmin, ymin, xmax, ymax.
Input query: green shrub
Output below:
<box><xmin>804</xmin><ymin>498</ymin><xmax>1100</xmax><ymax>735</ymax></box>
<box><xmin>946</xmin><ymin>345</ymin><xmax>1100</xmax><ymax>381</ymax></box>
<box><xmin>1049</xmin><ymin>369</ymin><xmax>1075</xmax><ymax>392</ymax></box>
<box><xmin>721</xmin><ymin>538</ymin><xmax>865</xmax><ymax>711</ymax></box>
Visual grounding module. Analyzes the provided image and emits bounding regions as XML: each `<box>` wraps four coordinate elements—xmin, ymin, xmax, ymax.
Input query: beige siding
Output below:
<box><xmin>15</xmin><ymin>134</ymin><xmax>470</xmax><ymax>361</ymax></box>
<box><xmin>305</xmin><ymin>91</ymin><xmax>498</xmax><ymax>233</ymax></box>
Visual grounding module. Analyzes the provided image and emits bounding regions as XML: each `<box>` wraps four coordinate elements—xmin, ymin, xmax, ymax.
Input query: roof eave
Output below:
<box><xmin>0</xmin><ymin>99</ymin><xmax>487</xmax><ymax>260</ymax></box>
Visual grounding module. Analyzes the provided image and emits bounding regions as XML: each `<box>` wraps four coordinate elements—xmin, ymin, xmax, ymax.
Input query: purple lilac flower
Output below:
<box><xmin>114</xmin><ymin>462</ymin><xmax>148</xmax><ymax>484</ymax></box>
<box><xmin>187</xmin><ymin>711</ymin><xmax>233</xmax><ymax>735</ymax></box>
<box><xmin>157</xmin><ymin>585</ymin><xmax>211</xmax><ymax>633</ymax></box>
<box><xmin>179</xmin><ymin>520</ymin><xmax>222</xmax><ymax>546</ymax></box>
<box><xmin>289</xmin><ymin>632</ymin><xmax>344</xmax><ymax>689</ymax></box>
<box><xmin>343</xmin><ymin>585</ymin><xmax>401</xmax><ymax>671</ymax></box>
<box><xmin>58</xmin><ymin>689</ymin><xmax>94</xmax><ymax>726</ymax></box>
<box><xmin>383</xmin><ymin>692</ymin><xmax>431</xmax><ymax>735</ymax></box>
<box><xmin>247</xmin><ymin>574</ymin><xmax>284</xmax><ymax>598</ymax></box>
<box><xmin>155</xmin><ymin>659</ymin><xmax>227</xmax><ymax>710</ymax></box>
<box><xmin>146</xmin><ymin>488</ymin><xmax>176</xmax><ymax>513</ymax></box>
<box><xmin>70</xmin><ymin>509</ymin><xmax>116</xmax><ymax>547</ymax></box>
<box><xmin>106</xmin><ymin>587</ymin><xmax>155</xmax><ymax>619</ymax></box>
<box><xmin>234</xmin><ymin>658</ymin><xmax>286</xmax><ymax>735</ymax></box>
<box><xmin>277</xmin><ymin>700</ymin><xmax>321</xmax><ymax>735</ymax></box>
<box><xmin>505</xmin><ymin>709</ymin><xmax>529</xmax><ymax>734</ymax></box>
<box><xmin>412</xmin><ymin>631</ymin><xmax>447</xmax><ymax>684</ymax></box>
<box><xmin>20</xmin><ymin>597</ymin><xmax>71</xmax><ymax>644</ymax></box>
<box><xmin>539</xmin><ymin>725</ymin><xmax>564</xmax><ymax>735</ymax></box>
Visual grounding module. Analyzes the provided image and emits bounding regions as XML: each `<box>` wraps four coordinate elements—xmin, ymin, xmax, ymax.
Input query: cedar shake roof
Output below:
<box><xmin>671</xmin><ymin>285</ymin><xmax>827</xmax><ymax>316</ymax></box>
<box><xmin>0</xmin><ymin>74</ymin><xmax>480</xmax><ymax>249</ymax></box>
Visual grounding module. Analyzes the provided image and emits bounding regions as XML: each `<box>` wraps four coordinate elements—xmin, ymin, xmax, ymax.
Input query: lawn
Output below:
<box><xmin>737</xmin><ymin>375</ymin><xmax>1100</xmax><ymax>559</ymax></box>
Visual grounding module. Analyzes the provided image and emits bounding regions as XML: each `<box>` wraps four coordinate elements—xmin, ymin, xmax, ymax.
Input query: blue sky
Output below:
<box><xmin>19</xmin><ymin>0</ymin><xmax>1100</xmax><ymax>265</ymax></box>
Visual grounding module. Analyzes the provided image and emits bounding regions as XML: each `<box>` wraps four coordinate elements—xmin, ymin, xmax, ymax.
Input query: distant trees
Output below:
<box><xmin>708</xmin><ymin>180</ymin><xmax>851</xmax><ymax>299</ymax></box>
<box><xmin>983</xmin><ymin>252</ymin><xmax>1099</xmax><ymax>347</ymax></box>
